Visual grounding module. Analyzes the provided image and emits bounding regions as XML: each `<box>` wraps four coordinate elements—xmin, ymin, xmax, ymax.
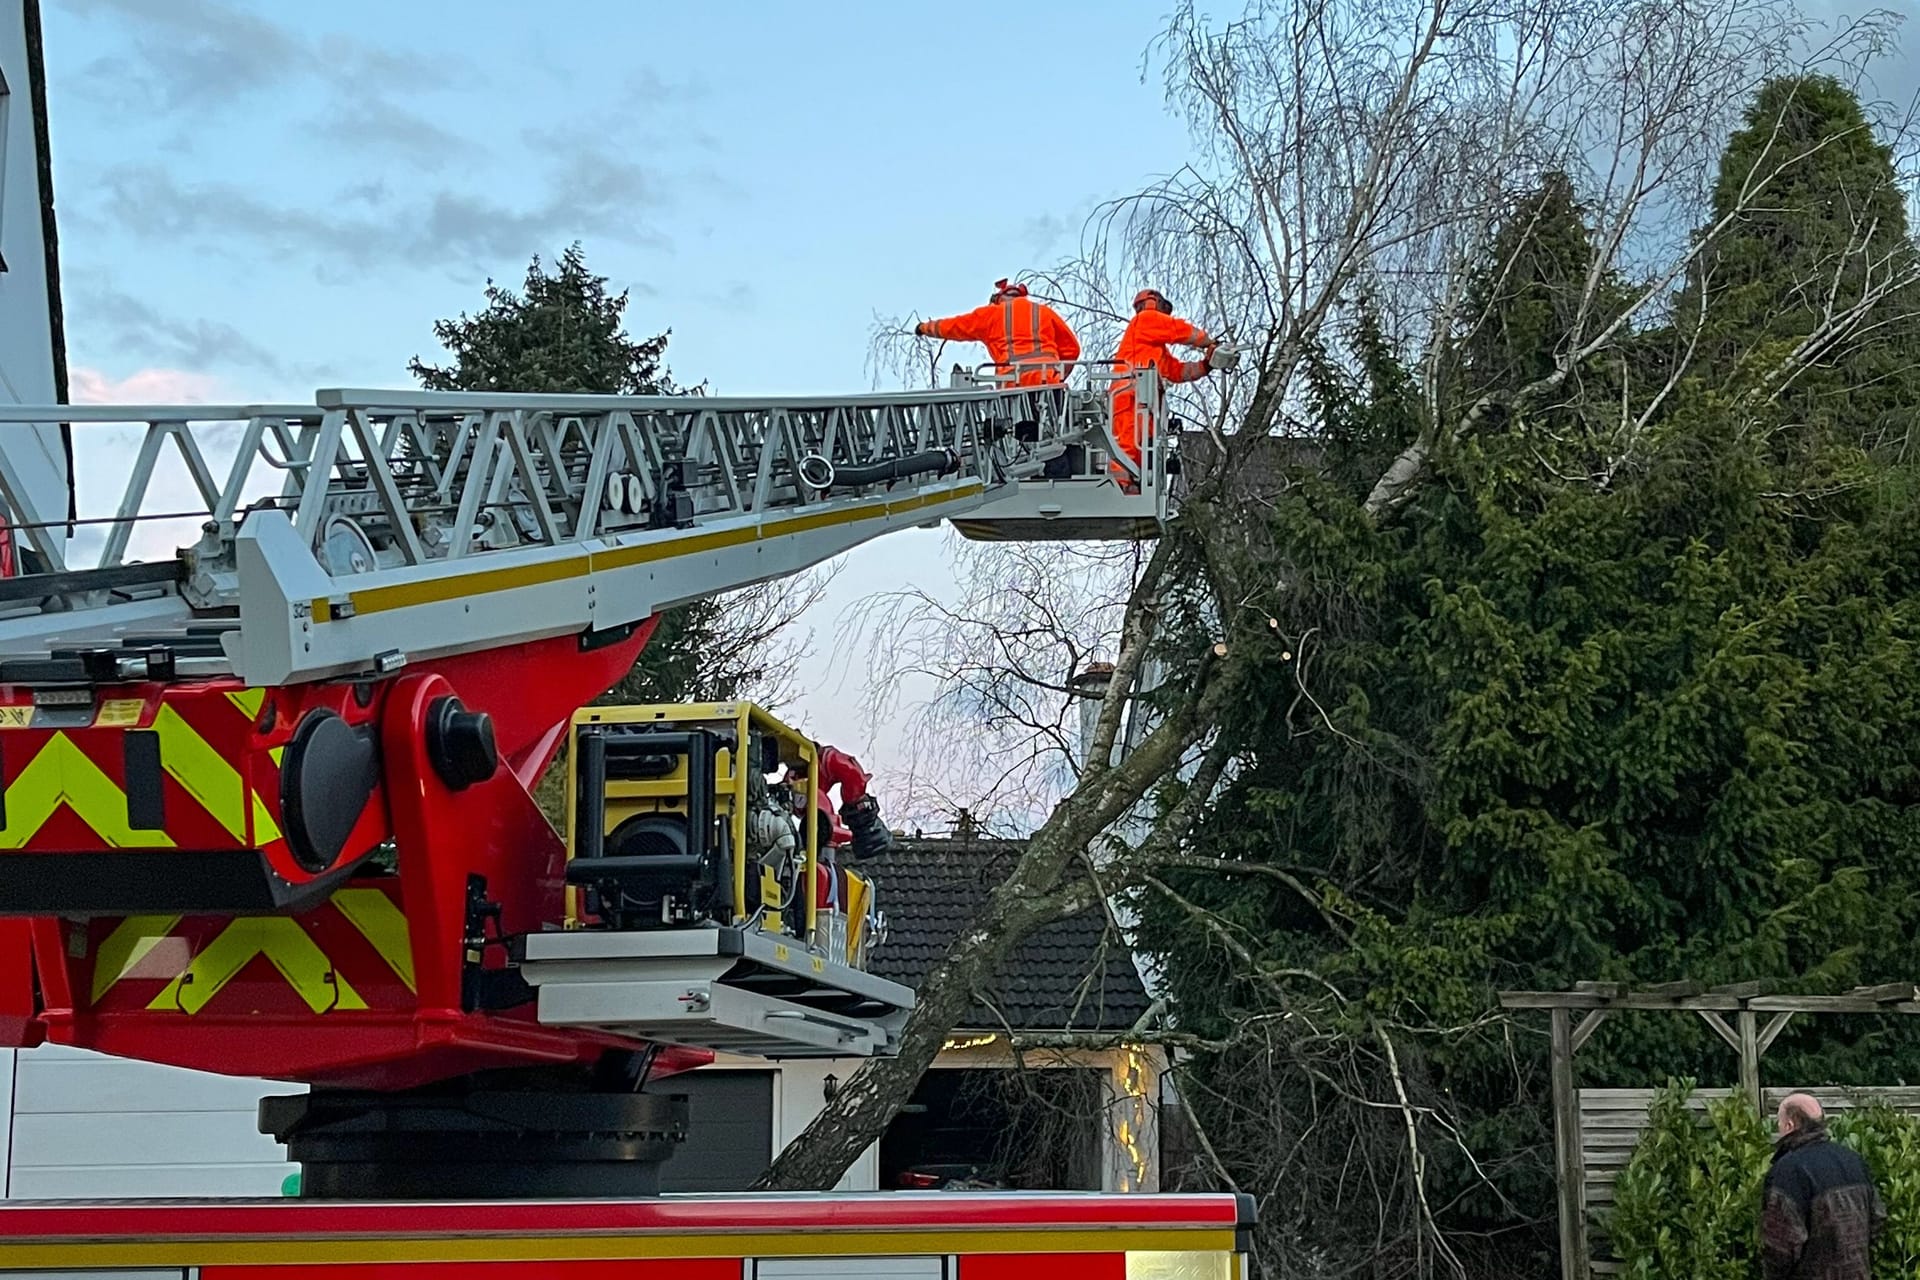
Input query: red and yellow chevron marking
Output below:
<box><xmin>85</xmin><ymin>883</ymin><xmax>415</xmax><ymax>1017</ymax></box>
<box><xmin>0</xmin><ymin>685</ymin><xmax>284</xmax><ymax>855</ymax></box>
<box><xmin>0</xmin><ymin>732</ymin><xmax>173</xmax><ymax>848</ymax></box>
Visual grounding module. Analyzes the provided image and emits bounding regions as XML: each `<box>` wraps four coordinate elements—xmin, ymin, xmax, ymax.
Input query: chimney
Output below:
<box><xmin>1068</xmin><ymin>662</ymin><xmax>1117</xmax><ymax>775</ymax></box>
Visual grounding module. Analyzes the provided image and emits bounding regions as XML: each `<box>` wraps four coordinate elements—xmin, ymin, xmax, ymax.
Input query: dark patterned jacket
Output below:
<box><xmin>1761</xmin><ymin>1122</ymin><xmax>1886</xmax><ymax>1280</ymax></box>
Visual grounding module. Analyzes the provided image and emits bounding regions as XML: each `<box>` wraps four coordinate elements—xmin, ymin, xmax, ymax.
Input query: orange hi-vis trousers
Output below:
<box><xmin>1107</xmin><ymin>311</ymin><xmax>1211</xmax><ymax>488</ymax></box>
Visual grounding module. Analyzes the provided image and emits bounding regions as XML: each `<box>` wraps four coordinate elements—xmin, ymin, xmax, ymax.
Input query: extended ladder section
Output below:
<box><xmin>0</xmin><ymin>380</ymin><xmax>1178</xmax><ymax>689</ymax></box>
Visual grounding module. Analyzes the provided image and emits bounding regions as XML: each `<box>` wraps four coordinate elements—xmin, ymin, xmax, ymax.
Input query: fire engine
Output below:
<box><xmin>0</xmin><ymin>378</ymin><xmax>1251</xmax><ymax>1273</ymax></box>
<box><xmin>0</xmin><ymin>4</ymin><xmax>1251</xmax><ymax>1272</ymax></box>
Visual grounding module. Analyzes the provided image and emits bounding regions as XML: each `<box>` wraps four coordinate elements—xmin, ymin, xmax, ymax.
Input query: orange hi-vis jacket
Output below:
<box><xmin>921</xmin><ymin>297</ymin><xmax>1081</xmax><ymax>386</ymax></box>
<box><xmin>1111</xmin><ymin>310</ymin><xmax>1212</xmax><ymax>478</ymax></box>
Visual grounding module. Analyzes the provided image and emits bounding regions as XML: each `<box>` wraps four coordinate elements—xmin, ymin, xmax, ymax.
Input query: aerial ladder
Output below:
<box><xmin>0</xmin><ymin>368</ymin><xmax>1183</xmax><ymax>1195</ymax></box>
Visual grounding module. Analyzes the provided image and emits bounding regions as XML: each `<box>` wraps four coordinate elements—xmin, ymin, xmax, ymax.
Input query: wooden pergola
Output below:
<box><xmin>1500</xmin><ymin>981</ymin><xmax>1920</xmax><ymax>1280</ymax></box>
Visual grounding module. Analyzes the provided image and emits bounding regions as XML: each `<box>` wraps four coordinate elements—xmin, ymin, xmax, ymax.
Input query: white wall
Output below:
<box><xmin>0</xmin><ymin>1049</ymin><xmax>868</xmax><ymax>1199</ymax></box>
<box><xmin>0</xmin><ymin>0</ymin><xmax>70</xmax><ymax>565</ymax></box>
<box><xmin>0</xmin><ymin>1046</ymin><xmax>301</xmax><ymax>1198</ymax></box>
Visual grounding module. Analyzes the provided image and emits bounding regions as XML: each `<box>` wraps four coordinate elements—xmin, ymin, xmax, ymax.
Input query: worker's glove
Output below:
<box><xmin>913</xmin><ymin>322</ymin><xmax>933</xmax><ymax>338</ymax></box>
<box><xmin>841</xmin><ymin>795</ymin><xmax>894</xmax><ymax>861</ymax></box>
<box><xmin>1207</xmin><ymin>346</ymin><xmax>1241</xmax><ymax>372</ymax></box>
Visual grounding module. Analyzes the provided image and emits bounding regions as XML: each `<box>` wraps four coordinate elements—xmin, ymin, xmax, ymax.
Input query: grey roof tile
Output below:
<box><xmin>861</xmin><ymin>837</ymin><xmax>1152</xmax><ymax>1033</ymax></box>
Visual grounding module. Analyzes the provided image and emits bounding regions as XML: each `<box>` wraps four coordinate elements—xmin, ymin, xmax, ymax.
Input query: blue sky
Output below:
<box><xmin>46</xmin><ymin>0</ymin><xmax>1190</xmax><ymax>400</ymax></box>
<box><xmin>43</xmin><ymin>0</ymin><xmax>1919</xmax><ymax>824</ymax></box>
<box><xmin>41</xmin><ymin>0</ymin><xmax>1196</xmax><ymax>801</ymax></box>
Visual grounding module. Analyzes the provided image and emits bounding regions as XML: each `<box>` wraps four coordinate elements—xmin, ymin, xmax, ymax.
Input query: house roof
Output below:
<box><xmin>24</xmin><ymin>0</ymin><xmax>75</xmax><ymax>526</ymax></box>
<box><xmin>24</xmin><ymin>0</ymin><xmax>65</xmax><ymax>407</ymax></box>
<box><xmin>864</xmin><ymin>837</ymin><xmax>1153</xmax><ymax>1034</ymax></box>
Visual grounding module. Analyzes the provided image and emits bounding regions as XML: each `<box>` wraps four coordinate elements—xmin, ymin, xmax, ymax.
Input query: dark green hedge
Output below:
<box><xmin>1611</xmin><ymin>1080</ymin><xmax>1920</xmax><ymax>1278</ymax></box>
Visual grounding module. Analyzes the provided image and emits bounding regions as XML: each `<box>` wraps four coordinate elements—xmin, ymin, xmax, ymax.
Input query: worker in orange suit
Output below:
<box><xmin>914</xmin><ymin>279</ymin><xmax>1081</xmax><ymax>387</ymax></box>
<box><xmin>1110</xmin><ymin>288</ymin><xmax>1235</xmax><ymax>490</ymax></box>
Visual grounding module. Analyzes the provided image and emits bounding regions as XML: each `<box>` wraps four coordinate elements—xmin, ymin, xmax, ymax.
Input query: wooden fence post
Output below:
<box><xmin>1738</xmin><ymin>1010</ymin><xmax>1761</xmax><ymax>1115</ymax></box>
<box><xmin>1551</xmin><ymin>1007</ymin><xmax>1589</xmax><ymax>1280</ymax></box>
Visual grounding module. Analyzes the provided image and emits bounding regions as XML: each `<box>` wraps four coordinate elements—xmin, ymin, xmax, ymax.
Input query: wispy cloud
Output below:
<box><xmin>58</xmin><ymin>0</ymin><xmax>485</xmax><ymax>173</ymax></box>
<box><xmin>1014</xmin><ymin>213</ymin><xmax>1077</xmax><ymax>260</ymax></box>
<box><xmin>520</xmin><ymin>60</ymin><xmax>707</xmax><ymax>110</ymax></box>
<box><xmin>316</xmin><ymin>97</ymin><xmax>478</xmax><ymax>172</ymax></box>
<box><xmin>59</xmin><ymin>0</ymin><xmax>447</xmax><ymax>110</ymax></box>
<box><xmin>71</xmin><ymin>277</ymin><xmax>294</xmax><ymax>379</ymax></box>
<box><xmin>58</xmin><ymin>1</ymin><xmax>718</xmax><ymax>277</ymax></box>
<box><xmin>69</xmin><ymin>365</ymin><xmax>231</xmax><ymax>404</ymax></box>
<box><xmin>698</xmin><ymin>281</ymin><xmax>756</xmax><ymax>312</ymax></box>
<box><xmin>97</xmin><ymin>149</ymin><xmax>672</xmax><ymax>277</ymax></box>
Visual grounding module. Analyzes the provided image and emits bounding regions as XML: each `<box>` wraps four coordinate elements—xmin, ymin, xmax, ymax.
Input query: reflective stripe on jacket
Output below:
<box><xmin>922</xmin><ymin>299</ymin><xmax>1081</xmax><ymax>385</ymax></box>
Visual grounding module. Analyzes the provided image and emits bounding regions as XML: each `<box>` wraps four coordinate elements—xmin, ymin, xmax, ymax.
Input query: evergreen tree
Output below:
<box><xmin>411</xmin><ymin>247</ymin><xmax>787</xmax><ymax>733</ymax></box>
<box><xmin>1140</xmin><ymin>75</ymin><xmax>1920</xmax><ymax>1272</ymax></box>
<box><xmin>1680</xmin><ymin>75</ymin><xmax>1920</xmax><ymax>450</ymax></box>
<box><xmin>410</xmin><ymin>243</ymin><xmax>682</xmax><ymax>397</ymax></box>
<box><xmin>1459</xmin><ymin>171</ymin><xmax>1606</xmax><ymax>393</ymax></box>
<box><xmin>1449</xmin><ymin>170</ymin><xmax>1644</xmax><ymax>478</ymax></box>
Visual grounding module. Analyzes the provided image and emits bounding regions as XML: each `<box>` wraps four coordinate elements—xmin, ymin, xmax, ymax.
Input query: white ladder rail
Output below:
<box><xmin>0</xmin><ymin>382</ymin><xmax>1120</xmax><ymax>686</ymax></box>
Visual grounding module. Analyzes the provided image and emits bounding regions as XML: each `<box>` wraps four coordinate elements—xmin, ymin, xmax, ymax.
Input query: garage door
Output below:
<box><xmin>650</xmin><ymin>1070</ymin><xmax>774</xmax><ymax>1192</ymax></box>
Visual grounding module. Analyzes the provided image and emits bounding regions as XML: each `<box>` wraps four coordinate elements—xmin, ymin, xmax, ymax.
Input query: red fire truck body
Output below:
<box><xmin>0</xmin><ymin>1193</ymin><xmax>1251</xmax><ymax>1278</ymax></box>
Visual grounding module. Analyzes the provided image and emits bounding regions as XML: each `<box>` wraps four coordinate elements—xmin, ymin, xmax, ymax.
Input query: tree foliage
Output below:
<box><xmin>1612</xmin><ymin>1083</ymin><xmax>1920</xmax><ymax>1280</ymax></box>
<box><xmin>410</xmin><ymin>244</ymin><xmax>822</xmax><ymax>716</ymax></box>
<box><xmin>1133</xmin><ymin>68</ymin><xmax>1920</xmax><ymax>1276</ymax></box>
<box><xmin>411</xmin><ymin>243</ymin><xmax>683</xmax><ymax>398</ymax></box>
<box><xmin>1679</xmin><ymin>75</ymin><xmax>1920</xmax><ymax>452</ymax></box>
<box><xmin>770</xmin><ymin>9</ymin><xmax>1920</xmax><ymax>1274</ymax></box>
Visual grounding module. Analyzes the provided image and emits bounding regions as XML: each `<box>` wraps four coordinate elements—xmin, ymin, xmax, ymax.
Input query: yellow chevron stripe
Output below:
<box><xmin>149</xmin><ymin>918</ymin><xmax>366</xmax><ymax>1015</ymax></box>
<box><xmin>226</xmin><ymin>688</ymin><xmax>266</xmax><ymax>719</ymax></box>
<box><xmin>258</xmin><ymin>745</ymin><xmax>287</xmax><ymax>843</ymax></box>
<box><xmin>90</xmin><ymin>914</ymin><xmax>185</xmax><ymax>1003</ymax></box>
<box><xmin>153</xmin><ymin>706</ymin><xmax>247</xmax><ymax>842</ymax></box>
<box><xmin>250</xmin><ymin>791</ymin><xmax>281</xmax><ymax>844</ymax></box>
<box><xmin>333</xmin><ymin>887</ymin><xmax>415</xmax><ymax>991</ymax></box>
<box><xmin>0</xmin><ymin>734</ymin><xmax>172</xmax><ymax>849</ymax></box>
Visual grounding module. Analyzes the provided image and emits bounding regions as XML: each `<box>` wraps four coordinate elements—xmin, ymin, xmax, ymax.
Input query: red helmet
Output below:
<box><xmin>992</xmin><ymin>278</ymin><xmax>1030</xmax><ymax>302</ymax></box>
<box><xmin>1133</xmin><ymin>288</ymin><xmax>1171</xmax><ymax>313</ymax></box>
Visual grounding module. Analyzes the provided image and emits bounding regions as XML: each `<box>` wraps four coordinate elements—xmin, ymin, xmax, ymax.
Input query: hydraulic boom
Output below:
<box><xmin>0</xmin><ymin>376</ymin><xmax>1178</xmax><ymax>1096</ymax></box>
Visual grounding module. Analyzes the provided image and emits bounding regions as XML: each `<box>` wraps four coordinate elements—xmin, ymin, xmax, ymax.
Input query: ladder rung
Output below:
<box><xmin>117</xmin><ymin>634</ymin><xmax>228</xmax><ymax>657</ymax></box>
<box><xmin>0</xmin><ymin>561</ymin><xmax>182</xmax><ymax>605</ymax></box>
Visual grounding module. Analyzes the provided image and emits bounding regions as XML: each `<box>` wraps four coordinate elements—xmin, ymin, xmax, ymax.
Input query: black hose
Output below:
<box><xmin>812</xmin><ymin>449</ymin><xmax>960</xmax><ymax>491</ymax></box>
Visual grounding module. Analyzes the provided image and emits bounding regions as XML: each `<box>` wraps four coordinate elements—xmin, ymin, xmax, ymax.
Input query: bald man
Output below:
<box><xmin>1761</xmin><ymin>1092</ymin><xmax>1885</xmax><ymax>1279</ymax></box>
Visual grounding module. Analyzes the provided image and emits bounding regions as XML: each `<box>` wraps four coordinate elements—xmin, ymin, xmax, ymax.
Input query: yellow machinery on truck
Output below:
<box><xmin>522</xmin><ymin>701</ymin><xmax>900</xmax><ymax>1059</ymax></box>
<box><xmin>563</xmin><ymin>701</ymin><xmax>880</xmax><ymax>960</ymax></box>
